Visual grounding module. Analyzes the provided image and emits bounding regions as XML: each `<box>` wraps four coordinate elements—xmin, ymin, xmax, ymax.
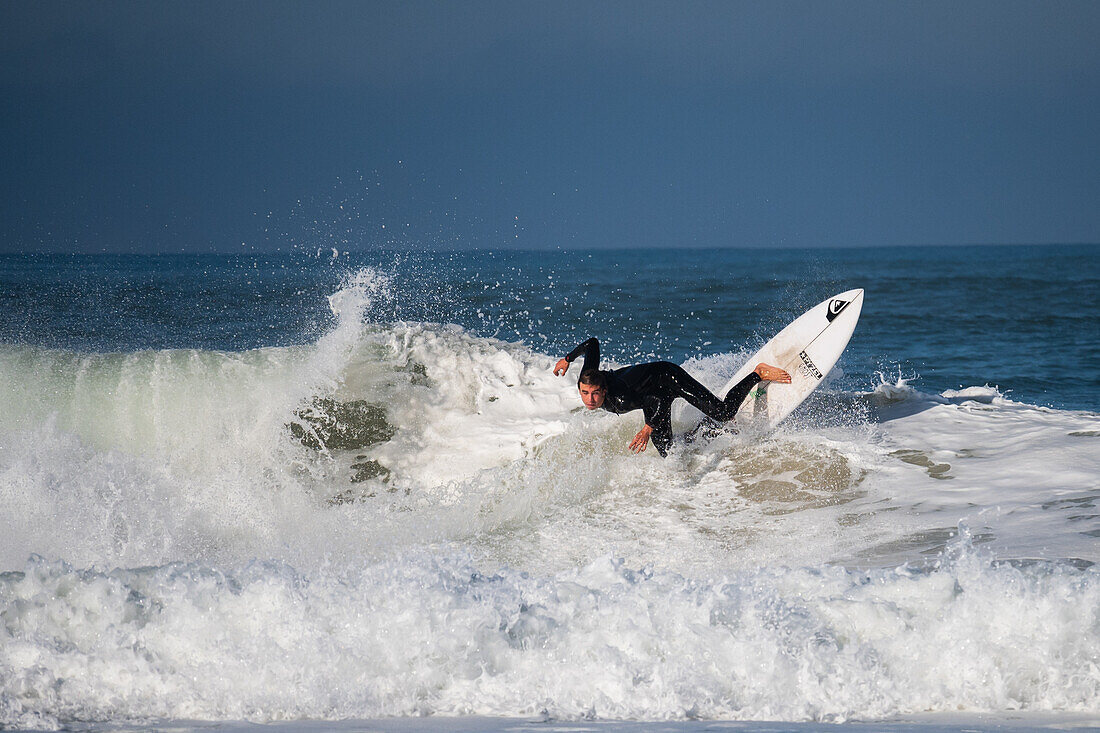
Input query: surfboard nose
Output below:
<box><xmin>834</xmin><ymin>287</ymin><xmax>864</xmax><ymax>303</ymax></box>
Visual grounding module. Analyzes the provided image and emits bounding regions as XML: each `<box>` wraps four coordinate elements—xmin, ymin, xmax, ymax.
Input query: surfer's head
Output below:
<box><xmin>577</xmin><ymin>369</ymin><xmax>607</xmax><ymax>409</ymax></box>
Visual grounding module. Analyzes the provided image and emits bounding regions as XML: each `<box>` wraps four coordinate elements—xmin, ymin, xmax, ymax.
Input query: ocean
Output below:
<box><xmin>0</xmin><ymin>244</ymin><xmax>1098</xmax><ymax>731</ymax></box>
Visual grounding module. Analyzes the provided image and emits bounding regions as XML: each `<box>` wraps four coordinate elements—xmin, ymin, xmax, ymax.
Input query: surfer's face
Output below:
<box><xmin>578</xmin><ymin>383</ymin><xmax>606</xmax><ymax>410</ymax></box>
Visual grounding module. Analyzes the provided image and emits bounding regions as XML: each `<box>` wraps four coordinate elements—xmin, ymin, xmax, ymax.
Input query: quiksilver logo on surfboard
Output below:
<box><xmin>826</xmin><ymin>299</ymin><xmax>849</xmax><ymax>322</ymax></box>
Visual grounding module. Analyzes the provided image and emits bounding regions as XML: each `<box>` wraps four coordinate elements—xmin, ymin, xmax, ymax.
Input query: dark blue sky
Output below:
<box><xmin>2</xmin><ymin>1</ymin><xmax>1098</xmax><ymax>253</ymax></box>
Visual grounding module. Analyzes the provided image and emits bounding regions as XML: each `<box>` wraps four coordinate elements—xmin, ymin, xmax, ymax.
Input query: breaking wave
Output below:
<box><xmin>2</xmin><ymin>267</ymin><xmax>1099</xmax><ymax>728</ymax></box>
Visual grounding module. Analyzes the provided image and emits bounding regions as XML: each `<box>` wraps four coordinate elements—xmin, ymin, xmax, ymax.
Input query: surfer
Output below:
<box><xmin>554</xmin><ymin>337</ymin><xmax>791</xmax><ymax>456</ymax></box>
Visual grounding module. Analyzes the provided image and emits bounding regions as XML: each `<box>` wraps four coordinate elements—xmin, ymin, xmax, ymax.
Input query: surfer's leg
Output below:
<box><xmin>722</xmin><ymin>364</ymin><xmax>790</xmax><ymax>411</ymax></box>
<box><xmin>722</xmin><ymin>372</ymin><xmax>764</xmax><ymax>412</ymax></box>
<box><xmin>659</xmin><ymin>363</ymin><xmax>740</xmax><ymax>422</ymax></box>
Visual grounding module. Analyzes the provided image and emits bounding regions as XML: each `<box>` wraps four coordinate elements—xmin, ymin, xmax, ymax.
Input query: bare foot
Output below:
<box><xmin>755</xmin><ymin>363</ymin><xmax>792</xmax><ymax>383</ymax></box>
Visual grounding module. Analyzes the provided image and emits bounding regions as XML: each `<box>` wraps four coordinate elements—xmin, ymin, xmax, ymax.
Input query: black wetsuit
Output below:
<box><xmin>565</xmin><ymin>337</ymin><xmax>762</xmax><ymax>457</ymax></box>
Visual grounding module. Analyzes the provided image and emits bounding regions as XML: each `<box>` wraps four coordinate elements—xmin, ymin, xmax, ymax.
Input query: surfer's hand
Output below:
<box><xmin>755</xmin><ymin>363</ymin><xmax>792</xmax><ymax>383</ymax></box>
<box><xmin>629</xmin><ymin>425</ymin><xmax>653</xmax><ymax>453</ymax></box>
<box><xmin>554</xmin><ymin>358</ymin><xmax>570</xmax><ymax>376</ymax></box>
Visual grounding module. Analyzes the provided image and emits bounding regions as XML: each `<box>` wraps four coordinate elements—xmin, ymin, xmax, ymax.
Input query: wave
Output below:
<box><xmin>0</xmin><ymin>269</ymin><xmax>586</xmax><ymax>571</ymax></box>
<box><xmin>3</xmin><ymin>268</ymin><xmax>1100</xmax><ymax>727</ymax></box>
<box><xmin>2</xmin><ymin>533</ymin><xmax>1098</xmax><ymax>729</ymax></box>
<box><xmin>2</xmin><ymin>269</ymin><xmax>1099</xmax><ymax>572</ymax></box>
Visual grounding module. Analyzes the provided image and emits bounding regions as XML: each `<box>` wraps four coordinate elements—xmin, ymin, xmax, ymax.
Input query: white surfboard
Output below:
<box><xmin>711</xmin><ymin>288</ymin><xmax>864</xmax><ymax>429</ymax></box>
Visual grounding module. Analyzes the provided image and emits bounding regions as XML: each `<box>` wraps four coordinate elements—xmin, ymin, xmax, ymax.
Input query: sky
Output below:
<box><xmin>1</xmin><ymin>0</ymin><xmax>1098</xmax><ymax>253</ymax></box>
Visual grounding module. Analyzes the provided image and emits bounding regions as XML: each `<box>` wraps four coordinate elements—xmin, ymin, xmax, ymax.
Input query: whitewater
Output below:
<box><xmin>1</xmin><ymin>247</ymin><xmax>1099</xmax><ymax>731</ymax></box>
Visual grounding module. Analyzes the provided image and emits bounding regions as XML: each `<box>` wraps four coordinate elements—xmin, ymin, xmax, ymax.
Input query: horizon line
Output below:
<box><xmin>1</xmin><ymin>241</ymin><xmax>1097</xmax><ymax>257</ymax></box>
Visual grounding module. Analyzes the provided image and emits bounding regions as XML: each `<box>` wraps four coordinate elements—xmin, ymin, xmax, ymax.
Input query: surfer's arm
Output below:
<box><xmin>629</xmin><ymin>424</ymin><xmax>653</xmax><ymax>453</ymax></box>
<box><xmin>631</xmin><ymin>395</ymin><xmax>671</xmax><ymax>454</ymax></box>
<box><xmin>642</xmin><ymin>394</ymin><xmax>671</xmax><ymax>432</ymax></box>
<box><xmin>555</xmin><ymin>337</ymin><xmax>600</xmax><ymax>376</ymax></box>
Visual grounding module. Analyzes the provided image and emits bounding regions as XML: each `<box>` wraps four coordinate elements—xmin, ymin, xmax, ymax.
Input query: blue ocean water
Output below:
<box><xmin>2</xmin><ymin>243</ymin><xmax>1099</xmax><ymax>730</ymax></box>
<box><xmin>1</xmin><ymin>243</ymin><xmax>1096</xmax><ymax>409</ymax></box>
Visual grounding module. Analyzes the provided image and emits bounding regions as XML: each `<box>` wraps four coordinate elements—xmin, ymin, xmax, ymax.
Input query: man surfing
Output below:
<box><xmin>554</xmin><ymin>337</ymin><xmax>791</xmax><ymax>456</ymax></box>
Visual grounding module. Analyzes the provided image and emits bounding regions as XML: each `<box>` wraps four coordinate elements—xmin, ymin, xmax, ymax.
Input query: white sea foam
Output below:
<box><xmin>2</xmin><ymin>269</ymin><xmax>1099</xmax><ymax>728</ymax></box>
<box><xmin>1</xmin><ymin>535</ymin><xmax>1098</xmax><ymax>729</ymax></box>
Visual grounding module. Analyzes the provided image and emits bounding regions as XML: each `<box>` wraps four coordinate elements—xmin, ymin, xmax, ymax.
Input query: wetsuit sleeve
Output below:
<box><xmin>642</xmin><ymin>394</ymin><xmax>675</xmax><ymax>457</ymax></box>
<box><xmin>565</xmin><ymin>337</ymin><xmax>600</xmax><ymax>373</ymax></box>
<box><xmin>641</xmin><ymin>394</ymin><xmax>672</xmax><ymax>431</ymax></box>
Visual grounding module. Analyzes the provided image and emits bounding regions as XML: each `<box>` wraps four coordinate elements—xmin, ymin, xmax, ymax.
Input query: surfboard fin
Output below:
<box><xmin>682</xmin><ymin>417</ymin><xmax>737</xmax><ymax>447</ymax></box>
